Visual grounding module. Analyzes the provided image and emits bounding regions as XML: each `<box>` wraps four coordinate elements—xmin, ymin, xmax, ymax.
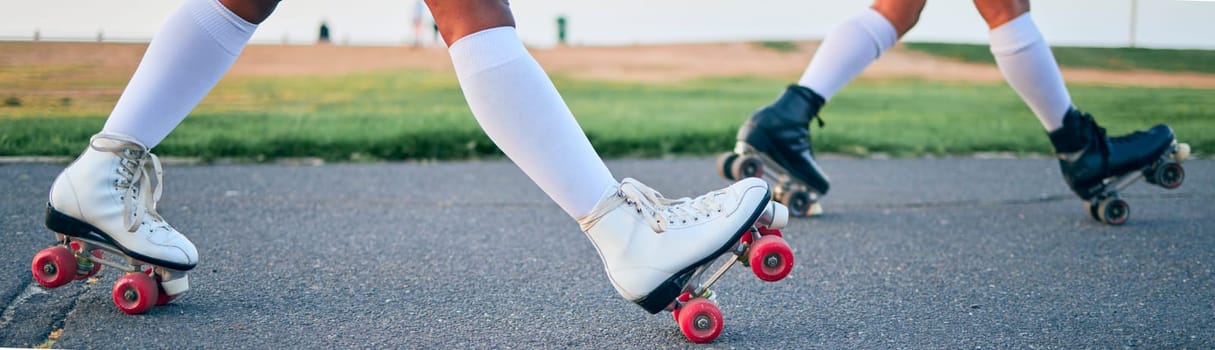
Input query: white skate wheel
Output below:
<box><xmin>1175</xmin><ymin>143</ymin><xmax>1191</xmax><ymax>161</ymax></box>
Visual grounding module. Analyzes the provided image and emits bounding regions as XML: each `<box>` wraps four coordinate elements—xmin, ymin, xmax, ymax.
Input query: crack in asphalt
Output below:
<box><xmin>0</xmin><ymin>283</ymin><xmax>47</xmax><ymax>332</ymax></box>
<box><xmin>0</xmin><ymin>279</ymin><xmax>89</xmax><ymax>347</ymax></box>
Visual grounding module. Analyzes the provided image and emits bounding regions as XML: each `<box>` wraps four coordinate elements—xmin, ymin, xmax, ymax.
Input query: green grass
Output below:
<box><xmin>753</xmin><ymin>41</ymin><xmax>800</xmax><ymax>53</ymax></box>
<box><xmin>905</xmin><ymin>43</ymin><xmax>1215</xmax><ymax>74</ymax></box>
<box><xmin>1</xmin><ymin>70</ymin><xmax>1212</xmax><ymax>161</ymax></box>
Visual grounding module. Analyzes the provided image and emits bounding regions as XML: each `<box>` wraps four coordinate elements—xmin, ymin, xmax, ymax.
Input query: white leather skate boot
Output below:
<box><xmin>46</xmin><ymin>133</ymin><xmax>198</xmax><ymax>271</ymax></box>
<box><xmin>578</xmin><ymin>177</ymin><xmax>782</xmax><ymax>314</ymax></box>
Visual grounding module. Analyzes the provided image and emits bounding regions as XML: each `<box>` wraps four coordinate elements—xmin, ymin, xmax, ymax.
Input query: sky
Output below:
<box><xmin>1</xmin><ymin>0</ymin><xmax>1212</xmax><ymax>49</ymax></box>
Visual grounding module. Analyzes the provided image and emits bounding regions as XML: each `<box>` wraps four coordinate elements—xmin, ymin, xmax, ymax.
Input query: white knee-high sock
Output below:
<box><xmin>101</xmin><ymin>0</ymin><xmax>257</xmax><ymax>148</ymax></box>
<box><xmin>989</xmin><ymin>12</ymin><xmax>1071</xmax><ymax>132</ymax></box>
<box><xmin>448</xmin><ymin>27</ymin><xmax>617</xmax><ymax>219</ymax></box>
<box><xmin>797</xmin><ymin>8</ymin><xmax>898</xmax><ymax>100</ymax></box>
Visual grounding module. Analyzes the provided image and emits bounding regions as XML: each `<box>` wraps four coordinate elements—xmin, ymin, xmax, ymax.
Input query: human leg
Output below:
<box><xmin>798</xmin><ymin>0</ymin><xmax>923</xmax><ymax>100</ymax></box>
<box><xmin>427</xmin><ymin>0</ymin><xmax>787</xmax><ymax>313</ymax></box>
<box><xmin>49</xmin><ymin>0</ymin><xmax>277</xmax><ymax>271</ymax></box>
<box><xmin>976</xmin><ymin>0</ymin><xmax>1178</xmax><ymax>200</ymax></box>
<box><xmin>724</xmin><ymin>0</ymin><xmax>924</xmax><ymax>215</ymax></box>
<box><xmin>977</xmin><ymin>0</ymin><xmax>1070</xmax><ymax>131</ymax></box>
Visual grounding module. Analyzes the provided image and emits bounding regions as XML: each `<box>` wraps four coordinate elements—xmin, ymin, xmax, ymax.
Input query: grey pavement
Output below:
<box><xmin>1</xmin><ymin>157</ymin><xmax>1213</xmax><ymax>348</ymax></box>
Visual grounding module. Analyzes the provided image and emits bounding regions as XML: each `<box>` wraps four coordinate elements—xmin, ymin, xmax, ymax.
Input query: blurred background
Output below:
<box><xmin>2</xmin><ymin>0</ymin><xmax>1214</xmax><ymax>48</ymax></box>
<box><xmin>1</xmin><ymin>0</ymin><xmax>1212</xmax><ymax>161</ymax></box>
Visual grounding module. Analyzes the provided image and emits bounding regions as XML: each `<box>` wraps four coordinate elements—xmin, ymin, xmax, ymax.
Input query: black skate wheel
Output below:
<box><xmin>715</xmin><ymin>152</ymin><xmax>738</xmax><ymax>181</ymax></box>
<box><xmin>1155</xmin><ymin>162</ymin><xmax>1185</xmax><ymax>190</ymax></box>
<box><xmin>732</xmin><ymin>155</ymin><xmax>764</xmax><ymax>179</ymax></box>
<box><xmin>1097</xmin><ymin>198</ymin><xmax>1130</xmax><ymax>226</ymax></box>
<box><xmin>1083</xmin><ymin>201</ymin><xmax>1101</xmax><ymax>222</ymax></box>
<box><xmin>782</xmin><ymin>190</ymin><xmax>814</xmax><ymax>217</ymax></box>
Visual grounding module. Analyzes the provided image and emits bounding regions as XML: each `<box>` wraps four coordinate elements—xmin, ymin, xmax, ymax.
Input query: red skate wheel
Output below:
<box><xmin>672</xmin><ymin>292</ymin><xmax>693</xmax><ymax>321</ymax></box>
<box><xmin>156</xmin><ymin>287</ymin><xmax>177</xmax><ymax>306</ymax></box>
<box><xmin>749</xmin><ymin>235</ymin><xmax>794</xmax><ymax>282</ymax></box>
<box><xmin>739</xmin><ymin>229</ymin><xmax>756</xmax><ymax>246</ymax></box>
<box><xmin>757</xmin><ymin>227</ymin><xmax>782</xmax><ymax>238</ymax></box>
<box><xmin>677</xmin><ymin>298</ymin><xmax>723</xmax><ymax>343</ymax></box>
<box><xmin>152</xmin><ymin>273</ymin><xmax>178</xmax><ymax>306</ymax></box>
<box><xmin>112</xmin><ymin>273</ymin><xmax>158</xmax><ymax>314</ymax></box>
<box><xmin>31</xmin><ymin>246</ymin><xmax>77</xmax><ymax>289</ymax></box>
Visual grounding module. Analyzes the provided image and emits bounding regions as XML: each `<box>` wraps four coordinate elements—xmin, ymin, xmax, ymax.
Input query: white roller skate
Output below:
<box><xmin>32</xmin><ymin>133</ymin><xmax>196</xmax><ymax>314</ymax></box>
<box><xmin>578</xmin><ymin>177</ymin><xmax>793</xmax><ymax>343</ymax></box>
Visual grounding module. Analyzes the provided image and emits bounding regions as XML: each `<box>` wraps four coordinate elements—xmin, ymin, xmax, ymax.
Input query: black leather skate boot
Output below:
<box><xmin>1048</xmin><ymin>107</ymin><xmax>1175</xmax><ymax>199</ymax></box>
<box><xmin>735</xmin><ymin>85</ymin><xmax>831</xmax><ymax>195</ymax></box>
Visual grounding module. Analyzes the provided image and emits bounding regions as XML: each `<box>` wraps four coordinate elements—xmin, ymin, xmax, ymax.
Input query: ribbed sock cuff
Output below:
<box><xmin>448</xmin><ymin>27</ymin><xmax>528</xmax><ymax>80</ymax></box>
<box><xmin>187</xmin><ymin>0</ymin><xmax>258</xmax><ymax>56</ymax></box>
<box><xmin>988</xmin><ymin>12</ymin><xmax>1041</xmax><ymax>57</ymax></box>
<box><xmin>857</xmin><ymin>8</ymin><xmax>898</xmax><ymax>55</ymax></box>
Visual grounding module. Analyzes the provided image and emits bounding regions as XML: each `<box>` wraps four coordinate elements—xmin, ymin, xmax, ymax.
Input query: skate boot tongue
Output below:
<box><xmin>617</xmin><ymin>178</ymin><xmax>729</xmax><ymax>232</ymax></box>
<box><xmin>578</xmin><ymin>178</ymin><xmax>730</xmax><ymax>234</ymax></box>
<box><xmin>89</xmin><ymin>133</ymin><xmax>166</xmax><ymax>233</ymax></box>
<box><xmin>616</xmin><ymin>178</ymin><xmax>670</xmax><ymax>233</ymax></box>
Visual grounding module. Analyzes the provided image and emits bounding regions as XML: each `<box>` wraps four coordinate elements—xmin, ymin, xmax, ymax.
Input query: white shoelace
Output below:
<box><xmin>90</xmin><ymin>134</ymin><xmax>169</xmax><ymax>234</ymax></box>
<box><xmin>579</xmin><ymin>178</ymin><xmax>726</xmax><ymax>233</ymax></box>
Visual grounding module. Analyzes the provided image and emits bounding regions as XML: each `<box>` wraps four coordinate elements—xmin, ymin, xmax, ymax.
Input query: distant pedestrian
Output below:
<box><xmin>318</xmin><ymin>20</ymin><xmax>330</xmax><ymax>44</ymax></box>
<box><xmin>411</xmin><ymin>0</ymin><xmax>427</xmax><ymax>47</ymax></box>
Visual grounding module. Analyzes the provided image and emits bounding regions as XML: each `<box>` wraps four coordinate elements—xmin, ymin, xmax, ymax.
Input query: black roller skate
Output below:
<box><xmin>1049</xmin><ymin>108</ymin><xmax>1190</xmax><ymax>225</ymax></box>
<box><xmin>716</xmin><ymin>85</ymin><xmax>830</xmax><ymax>217</ymax></box>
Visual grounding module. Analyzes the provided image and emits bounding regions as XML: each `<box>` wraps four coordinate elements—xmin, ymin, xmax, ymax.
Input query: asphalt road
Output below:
<box><xmin>2</xmin><ymin>157</ymin><xmax>1212</xmax><ymax>348</ymax></box>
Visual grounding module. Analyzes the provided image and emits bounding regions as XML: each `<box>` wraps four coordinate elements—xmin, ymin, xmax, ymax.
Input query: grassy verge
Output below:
<box><xmin>753</xmin><ymin>41</ymin><xmax>800</xmax><ymax>53</ymax></box>
<box><xmin>903</xmin><ymin>43</ymin><xmax>1215</xmax><ymax>74</ymax></box>
<box><xmin>1</xmin><ymin>70</ymin><xmax>1211</xmax><ymax>161</ymax></box>
<box><xmin>905</xmin><ymin>43</ymin><xmax>1215</xmax><ymax>74</ymax></box>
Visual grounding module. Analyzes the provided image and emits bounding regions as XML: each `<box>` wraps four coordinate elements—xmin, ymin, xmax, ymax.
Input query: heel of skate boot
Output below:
<box><xmin>635</xmin><ymin>271</ymin><xmax>694</xmax><ymax>314</ymax></box>
<box><xmin>44</xmin><ymin>204</ymin><xmax>96</xmax><ymax>238</ymax></box>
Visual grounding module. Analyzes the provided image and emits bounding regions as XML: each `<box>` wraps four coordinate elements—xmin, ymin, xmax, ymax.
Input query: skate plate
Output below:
<box><xmin>1082</xmin><ymin>142</ymin><xmax>1189</xmax><ymax>225</ymax></box>
<box><xmin>31</xmin><ymin>232</ymin><xmax>189</xmax><ymax>314</ymax></box>
<box><xmin>717</xmin><ymin>142</ymin><xmax>825</xmax><ymax>217</ymax></box>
